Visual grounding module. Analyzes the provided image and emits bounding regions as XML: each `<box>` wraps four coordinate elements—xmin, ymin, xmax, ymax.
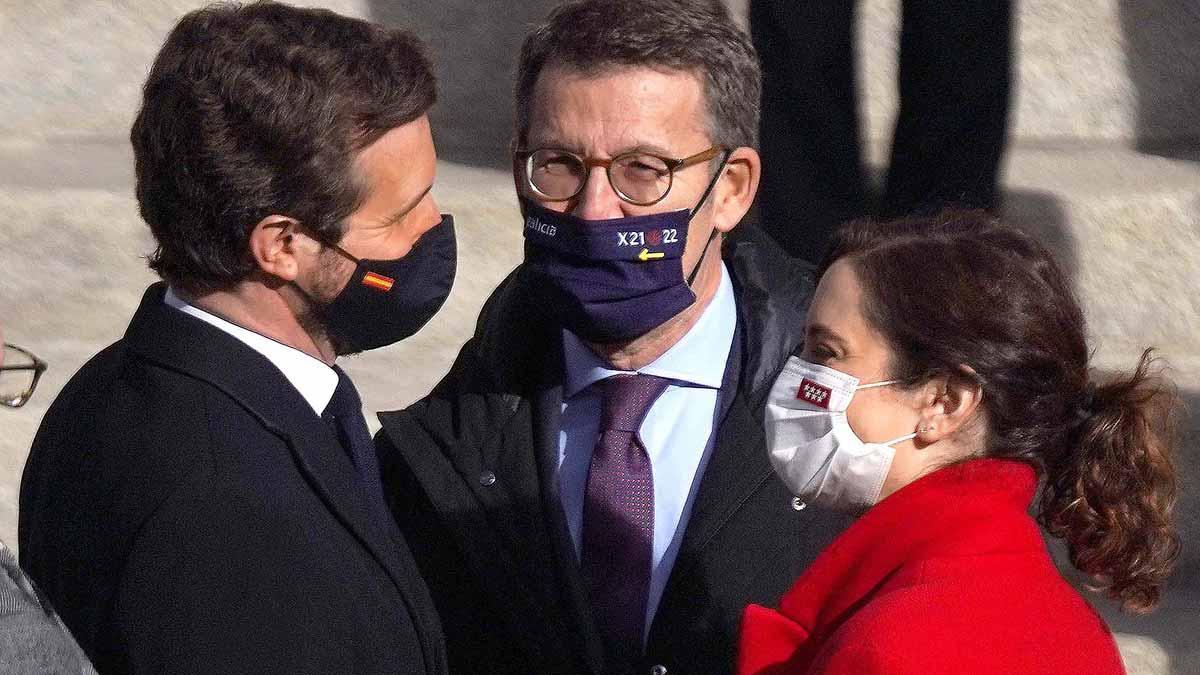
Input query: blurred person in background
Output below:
<box><xmin>751</xmin><ymin>0</ymin><xmax>1011</xmax><ymax>263</ymax></box>
<box><xmin>18</xmin><ymin>3</ymin><xmax>453</xmax><ymax>673</ymax></box>
<box><xmin>739</xmin><ymin>212</ymin><xmax>1178</xmax><ymax>674</ymax></box>
<box><xmin>1</xmin><ymin>329</ymin><xmax>96</xmax><ymax>674</ymax></box>
<box><xmin>375</xmin><ymin>1</ymin><xmax>850</xmax><ymax>673</ymax></box>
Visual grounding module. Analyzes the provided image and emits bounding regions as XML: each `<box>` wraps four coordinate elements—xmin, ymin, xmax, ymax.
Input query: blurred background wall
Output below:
<box><xmin>0</xmin><ymin>1</ymin><xmax>1196</xmax><ymax>672</ymax></box>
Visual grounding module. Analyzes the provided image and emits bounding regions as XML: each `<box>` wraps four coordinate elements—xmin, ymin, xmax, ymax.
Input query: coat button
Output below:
<box><xmin>791</xmin><ymin>496</ymin><xmax>807</xmax><ymax>511</ymax></box>
<box><xmin>479</xmin><ymin>470</ymin><xmax>497</xmax><ymax>486</ymax></box>
<box><xmin>650</xmin><ymin>666</ymin><xmax>668</xmax><ymax>675</ymax></box>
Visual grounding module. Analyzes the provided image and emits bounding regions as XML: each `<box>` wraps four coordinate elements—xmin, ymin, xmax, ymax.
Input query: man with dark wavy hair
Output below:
<box><xmin>376</xmin><ymin>1</ymin><xmax>848</xmax><ymax>673</ymax></box>
<box><xmin>19</xmin><ymin>3</ymin><xmax>451</xmax><ymax>673</ymax></box>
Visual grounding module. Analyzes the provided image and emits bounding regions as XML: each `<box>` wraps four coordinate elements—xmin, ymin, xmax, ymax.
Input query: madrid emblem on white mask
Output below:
<box><xmin>764</xmin><ymin>356</ymin><xmax>916</xmax><ymax>514</ymax></box>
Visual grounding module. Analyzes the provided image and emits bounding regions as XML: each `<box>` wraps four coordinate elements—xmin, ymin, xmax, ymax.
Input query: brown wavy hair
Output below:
<box><xmin>819</xmin><ymin>211</ymin><xmax>1181</xmax><ymax>613</ymax></box>
<box><xmin>132</xmin><ymin>2</ymin><xmax>436</xmax><ymax>293</ymax></box>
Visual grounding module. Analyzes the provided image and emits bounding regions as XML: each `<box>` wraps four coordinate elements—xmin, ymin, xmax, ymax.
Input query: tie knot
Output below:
<box><xmin>598</xmin><ymin>374</ymin><xmax>671</xmax><ymax>433</ymax></box>
<box><xmin>324</xmin><ymin>366</ymin><xmax>362</xmax><ymax>419</ymax></box>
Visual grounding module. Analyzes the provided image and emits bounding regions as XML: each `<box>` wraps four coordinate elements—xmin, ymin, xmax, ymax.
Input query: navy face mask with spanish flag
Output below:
<box><xmin>319</xmin><ymin>214</ymin><xmax>457</xmax><ymax>355</ymax></box>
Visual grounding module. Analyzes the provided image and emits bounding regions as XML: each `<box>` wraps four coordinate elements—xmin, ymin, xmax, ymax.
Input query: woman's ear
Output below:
<box><xmin>248</xmin><ymin>215</ymin><xmax>304</xmax><ymax>282</ymax></box>
<box><xmin>915</xmin><ymin>367</ymin><xmax>984</xmax><ymax>443</ymax></box>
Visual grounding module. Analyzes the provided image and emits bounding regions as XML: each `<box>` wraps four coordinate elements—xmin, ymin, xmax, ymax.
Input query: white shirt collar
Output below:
<box><xmin>562</xmin><ymin>261</ymin><xmax>737</xmax><ymax>397</ymax></box>
<box><xmin>163</xmin><ymin>287</ymin><xmax>339</xmax><ymax>415</ymax></box>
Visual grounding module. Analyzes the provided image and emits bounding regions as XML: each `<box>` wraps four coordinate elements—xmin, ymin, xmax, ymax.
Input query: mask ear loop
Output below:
<box><xmin>855</xmin><ymin>378</ymin><xmax>903</xmax><ymax>390</ymax></box>
<box><xmin>880</xmin><ymin>431</ymin><xmax>918</xmax><ymax>447</ymax></box>
<box><xmin>851</xmin><ymin>378</ymin><xmax>918</xmax><ymax>447</ymax></box>
<box><xmin>685</xmin><ymin>149</ymin><xmax>733</xmax><ymax>286</ymax></box>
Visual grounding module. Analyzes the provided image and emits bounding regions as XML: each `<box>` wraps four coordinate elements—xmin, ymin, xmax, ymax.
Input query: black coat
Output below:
<box><xmin>376</xmin><ymin>228</ymin><xmax>850</xmax><ymax>675</ymax></box>
<box><xmin>19</xmin><ymin>285</ymin><xmax>447</xmax><ymax>675</ymax></box>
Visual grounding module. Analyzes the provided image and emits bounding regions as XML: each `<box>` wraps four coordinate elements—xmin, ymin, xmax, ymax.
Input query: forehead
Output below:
<box><xmin>526</xmin><ymin>65</ymin><xmax>709</xmax><ymax>153</ymax></box>
<box><xmin>355</xmin><ymin>116</ymin><xmax>434</xmax><ymax>184</ymax></box>
<box><xmin>348</xmin><ymin>115</ymin><xmax>435</xmax><ymax>222</ymax></box>
<box><xmin>809</xmin><ymin>258</ymin><xmax>870</xmax><ymax>337</ymax></box>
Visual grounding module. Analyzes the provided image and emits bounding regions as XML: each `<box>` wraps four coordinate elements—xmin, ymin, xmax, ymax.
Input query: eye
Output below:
<box><xmin>530</xmin><ymin>150</ymin><xmax>583</xmax><ymax>177</ymax></box>
<box><xmin>804</xmin><ymin>343</ymin><xmax>838</xmax><ymax>364</ymax></box>
<box><xmin>628</xmin><ymin>162</ymin><xmax>666</xmax><ymax>178</ymax></box>
<box><xmin>615</xmin><ymin>153</ymin><xmax>670</xmax><ymax>182</ymax></box>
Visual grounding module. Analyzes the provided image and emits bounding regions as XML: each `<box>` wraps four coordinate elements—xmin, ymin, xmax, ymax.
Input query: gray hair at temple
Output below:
<box><xmin>514</xmin><ymin>0</ymin><xmax>761</xmax><ymax>150</ymax></box>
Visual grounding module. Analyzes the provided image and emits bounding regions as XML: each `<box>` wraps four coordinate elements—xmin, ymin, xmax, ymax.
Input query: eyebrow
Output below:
<box><xmin>524</xmin><ymin>141</ymin><xmax>679</xmax><ymax>158</ymax></box>
<box><xmin>383</xmin><ymin>183</ymin><xmax>434</xmax><ymax>226</ymax></box>
<box><xmin>619</xmin><ymin>143</ymin><xmax>677</xmax><ymax>157</ymax></box>
<box><xmin>806</xmin><ymin>323</ymin><xmax>850</xmax><ymax>352</ymax></box>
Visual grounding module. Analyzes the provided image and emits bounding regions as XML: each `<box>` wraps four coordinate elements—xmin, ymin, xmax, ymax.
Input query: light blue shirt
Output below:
<box><xmin>557</xmin><ymin>262</ymin><xmax>737</xmax><ymax>641</ymax></box>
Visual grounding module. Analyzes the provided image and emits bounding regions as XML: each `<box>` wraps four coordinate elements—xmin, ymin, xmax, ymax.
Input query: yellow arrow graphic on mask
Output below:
<box><xmin>638</xmin><ymin>248</ymin><xmax>665</xmax><ymax>261</ymax></box>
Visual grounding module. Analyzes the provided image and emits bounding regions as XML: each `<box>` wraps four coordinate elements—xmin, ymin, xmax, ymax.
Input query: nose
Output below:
<box><xmin>572</xmin><ymin>165</ymin><xmax>625</xmax><ymax>220</ymax></box>
<box><xmin>415</xmin><ymin>194</ymin><xmax>441</xmax><ymax>234</ymax></box>
<box><xmin>403</xmin><ymin>194</ymin><xmax>442</xmax><ymax>252</ymax></box>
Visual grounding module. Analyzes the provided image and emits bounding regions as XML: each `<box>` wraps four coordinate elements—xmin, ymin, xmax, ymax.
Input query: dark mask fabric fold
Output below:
<box><xmin>322</xmin><ymin>214</ymin><xmax>457</xmax><ymax>354</ymax></box>
<box><xmin>521</xmin><ymin>197</ymin><xmax>698</xmax><ymax>343</ymax></box>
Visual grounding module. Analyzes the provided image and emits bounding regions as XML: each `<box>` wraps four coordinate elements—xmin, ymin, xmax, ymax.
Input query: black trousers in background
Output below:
<box><xmin>751</xmin><ymin>0</ymin><xmax>1013</xmax><ymax>263</ymax></box>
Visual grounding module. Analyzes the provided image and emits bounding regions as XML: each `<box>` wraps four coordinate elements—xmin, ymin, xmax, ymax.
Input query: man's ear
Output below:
<box><xmin>914</xmin><ymin>367</ymin><xmax>984</xmax><ymax>443</ymax></box>
<box><xmin>247</xmin><ymin>215</ymin><xmax>305</xmax><ymax>282</ymax></box>
<box><xmin>711</xmin><ymin>146</ymin><xmax>761</xmax><ymax>234</ymax></box>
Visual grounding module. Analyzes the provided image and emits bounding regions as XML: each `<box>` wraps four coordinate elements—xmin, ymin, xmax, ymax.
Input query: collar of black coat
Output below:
<box><xmin>467</xmin><ymin>224</ymin><xmax>815</xmax><ymax>410</ymax></box>
<box><xmin>122</xmin><ymin>283</ymin><xmax>322</xmax><ymax>434</ymax></box>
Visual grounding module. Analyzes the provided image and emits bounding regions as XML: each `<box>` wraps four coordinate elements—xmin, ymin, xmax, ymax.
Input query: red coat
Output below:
<box><xmin>738</xmin><ymin>458</ymin><xmax>1125</xmax><ymax>675</ymax></box>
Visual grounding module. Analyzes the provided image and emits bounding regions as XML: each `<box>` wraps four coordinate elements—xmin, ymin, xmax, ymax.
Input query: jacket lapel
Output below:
<box><xmin>661</xmin><ymin>323</ymin><xmax>779</xmax><ymax>578</ymax></box>
<box><xmin>284</xmin><ymin>413</ymin><xmax>445</xmax><ymax>670</ymax></box>
<box><xmin>657</xmin><ymin>236</ymin><xmax>820</xmax><ymax>592</ymax></box>
<box><xmin>529</xmin><ymin>348</ymin><xmax>606</xmax><ymax>675</ymax></box>
<box><xmin>124</xmin><ymin>285</ymin><xmax>443</xmax><ymax>667</ymax></box>
<box><xmin>382</xmin><ymin>332</ymin><xmax>596</xmax><ymax>673</ymax></box>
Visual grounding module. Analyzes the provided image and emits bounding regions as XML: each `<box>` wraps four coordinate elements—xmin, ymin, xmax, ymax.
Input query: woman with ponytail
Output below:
<box><xmin>738</xmin><ymin>212</ymin><xmax>1180</xmax><ymax>674</ymax></box>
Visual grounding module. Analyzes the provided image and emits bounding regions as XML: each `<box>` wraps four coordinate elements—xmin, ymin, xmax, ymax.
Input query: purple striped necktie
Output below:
<box><xmin>580</xmin><ymin>373</ymin><xmax>671</xmax><ymax>660</ymax></box>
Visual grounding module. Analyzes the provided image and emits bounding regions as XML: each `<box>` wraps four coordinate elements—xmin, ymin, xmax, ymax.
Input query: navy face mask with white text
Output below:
<box><xmin>520</xmin><ymin>192</ymin><xmax>718</xmax><ymax>344</ymax></box>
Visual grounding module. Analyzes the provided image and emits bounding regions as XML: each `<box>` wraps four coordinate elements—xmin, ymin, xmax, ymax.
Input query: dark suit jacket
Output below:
<box><xmin>376</xmin><ymin>228</ymin><xmax>851</xmax><ymax>675</ymax></box>
<box><xmin>19</xmin><ymin>284</ymin><xmax>447</xmax><ymax>675</ymax></box>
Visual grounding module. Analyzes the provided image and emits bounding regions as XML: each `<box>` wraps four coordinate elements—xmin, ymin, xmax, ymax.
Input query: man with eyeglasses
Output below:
<box><xmin>375</xmin><ymin>2</ymin><xmax>849</xmax><ymax>674</ymax></box>
<box><xmin>0</xmin><ymin>330</ymin><xmax>97</xmax><ymax>674</ymax></box>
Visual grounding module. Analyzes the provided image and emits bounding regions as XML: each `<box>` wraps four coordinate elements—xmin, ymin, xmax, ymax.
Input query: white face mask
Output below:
<box><xmin>764</xmin><ymin>356</ymin><xmax>916</xmax><ymax>514</ymax></box>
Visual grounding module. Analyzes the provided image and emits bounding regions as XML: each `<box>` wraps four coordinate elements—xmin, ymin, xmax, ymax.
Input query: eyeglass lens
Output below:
<box><xmin>1</xmin><ymin>344</ymin><xmax>41</xmax><ymax>407</ymax></box>
<box><xmin>527</xmin><ymin>150</ymin><xmax>672</xmax><ymax>204</ymax></box>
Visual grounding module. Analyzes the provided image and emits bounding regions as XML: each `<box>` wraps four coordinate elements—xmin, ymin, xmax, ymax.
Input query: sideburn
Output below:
<box><xmin>297</xmin><ymin>246</ymin><xmax>357</xmax><ymax>357</ymax></box>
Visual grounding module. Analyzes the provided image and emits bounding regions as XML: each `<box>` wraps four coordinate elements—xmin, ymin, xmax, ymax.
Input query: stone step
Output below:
<box><xmin>0</xmin><ymin>0</ymin><xmax>371</xmax><ymax>141</ymax></box>
<box><xmin>6</xmin><ymin>1</ymin><xmax>1198</xmax><ymax>151</ymax></box>
<box><xmin>725</xmin><ymin>0</ymin><xmax>1200</xmax><ymax>148</ymax></box>
<box><xmin>1000</xmin><ymin>145</ymin><xmax>1200</xmax><ymax>373</ymax></box>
